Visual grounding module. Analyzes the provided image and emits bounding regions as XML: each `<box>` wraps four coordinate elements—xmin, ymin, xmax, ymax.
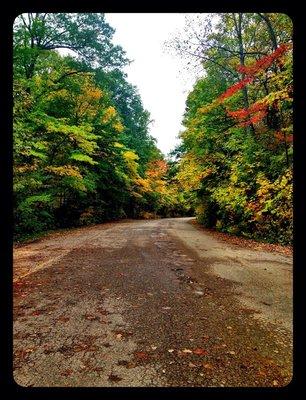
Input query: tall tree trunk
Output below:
<box><xmin>233</xmin><ymin>13</ymin><xmax>256</xmax><ymax>135</ymax></box>
<box><xmin>258</xmin><ymin>13</ymin><xmax>278</xmax><ymax>51</ymax></box>
<box><xmin>258</xmin><ymin>13</ymin><xmax>283</xmax><ymax>134</ymax></box>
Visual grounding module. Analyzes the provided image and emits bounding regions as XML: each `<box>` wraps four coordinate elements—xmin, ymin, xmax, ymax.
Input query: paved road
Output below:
<box><xmin>13</xmin><ymin>218</ymin><xmax>292</xmax><ymax>387</ymax></box>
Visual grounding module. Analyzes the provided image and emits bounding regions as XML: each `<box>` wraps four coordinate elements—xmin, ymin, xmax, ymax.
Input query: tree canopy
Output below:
<box><xmin>13</xmin><ymin>13</ymin><xmax>191</xmax><ymax>239</ymax></box>
<box><xmin>168</xmin><ymin>13</ymin><xmax>293</xmax><ymax>244</ymax></box>
<box><xmin>13</xmin><ymin>13</ymin><xmax>293</xmax><ymax>245</ymax></box>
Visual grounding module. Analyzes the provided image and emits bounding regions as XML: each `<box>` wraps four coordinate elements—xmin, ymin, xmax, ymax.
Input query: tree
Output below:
<box><xmin>13</xmin><ymin>13</ymin><xmax>185</xmax><ymax>238</ymax></box>
<box><xmin>14</xmin><ymin>13</ymin><xmax>129</xmax><ymax>79</ymax></box>
<box><xmin>172</xmin><ymin>13</ymin><xmax>293</xmax><ymax>244</ymax></box>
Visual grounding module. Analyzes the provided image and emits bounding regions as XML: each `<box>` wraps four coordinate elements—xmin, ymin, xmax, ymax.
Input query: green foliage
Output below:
<box><xmin>14</xmin><ymin>13</ymin><xmax>292</xmax><ymax>246</ymax></box>
<box><xmin>13</xmin><ymin>14</ymin><xmax>187</xmax><ymax>239</ymax></box>
<box><xmin>173</xmin><ymin>13</ymin><xmax>293</xmax><ymax>245</ymax></box>
<box><xmin>13</xmin><ymin>13</ymin><xmax>129</xmax><ymax>78</ymax></box>
<box><xmin>15</xmin><ymin>194</ymin><xmax>55</xmax><ymax>234</ymax></box>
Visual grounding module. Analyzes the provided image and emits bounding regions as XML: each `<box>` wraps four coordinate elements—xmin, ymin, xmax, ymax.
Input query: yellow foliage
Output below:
<box><xmin>176</xmin><ymin>154</ymin><xmax>210</xmax><ymax>191</ymax></box>
<box><xmin>199</xmin><ymin>98</ymin><xmax>221</xmax><ymax>114</ymax></box>
<box><xmin>14</xmin><ymin>164</ymin><xmax>38</xmax><ymax>173</ymax></box>
<box><xmin>113</xmin><ymin>121</ymin><xmax>124</xmax><ymax>132</ymax></box>
<box><xmin>123</xmin><ymin>150</ymin><xmax>139</xmax><ymax>177</ymax></box>
<box><xmin>135</xmin><ymin>177</ymin><xmax>152</xmax><ymax>193</ymax></box>
<box><xmin>123</xmin><ymin>150</ymin><xmax>139</xmax><ymax>163</ymax></box>
<box><xmin>45</xmin><ymin>165</ymin><xmax>83</xmax><ymax>179</ymax></box>
<box><xmin>102</xmin><ymin>106</ymin><xmax>117</xmax><ymax>123</ymax></box>
<box><xmin>114</xmin><ymin>142</ymin><xmax>124</xmax><ymax>148</ymax></box>
<box><xmin>84</xmin><ymin>87</ymin><xmax>102</xmax><ymax>101</ymax></box>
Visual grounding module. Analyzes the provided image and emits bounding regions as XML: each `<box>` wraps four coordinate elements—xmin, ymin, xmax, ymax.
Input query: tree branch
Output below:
<box><xmin>53</xmin><ymin>70</ymin><xmax>87</xmax><ymax>84</ymax></box>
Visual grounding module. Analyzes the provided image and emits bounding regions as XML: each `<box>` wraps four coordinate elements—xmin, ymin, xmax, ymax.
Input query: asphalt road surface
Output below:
<box><xmin>13</xmin><ymin>218</ymin><xmax>293</xmax><ymax>387</ymax></box>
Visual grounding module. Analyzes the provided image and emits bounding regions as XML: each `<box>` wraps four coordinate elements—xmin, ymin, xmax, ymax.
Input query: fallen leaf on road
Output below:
<box><xmin>84</xmin><ymin>314</ymin><xmax>99</xmax><ymax>321</ymax></box>
<box><xmin>108</xmin><ymin>373</ymin><xmax>122</xmax><ymax>382</ymax></box>
<box><xmin>151</xmin><ymin>346</ymin><xmax>157</xmax><ymax>350</ymax></box>
<box><xmin>162</xmin><ymin>307</ymin><xmax>171</xmax><ymax>310</ymax></box>
<box><xmin>117</xmin><ymin>360</ymin><xmax>129</xmax><ymax>367</ymax></box>
<box><xmin>203</xmin><ymin>362</ymin><xmax>214</xmax><ymax>370</ymax></box>
<box><xmin>134</xmin><ymin>351</ymin><xmax>149</xmax><ymax>360</ymax></box>
<box><xmin>168</xmin><ymin>349</ymin><xmax>174</xmax><ymax>353</ymax></box>
<box><xmin>188</xmin><ymin>362</ymin><xmax>197</xmax><ymax>368</ymax></box>
<box><xmin>193</xmin><ymin>348</ymin><xmax>207</xmax><ymax>356</ymax></box>
<box><xmin>118</xmin><ymin>360</ymin><xmax>136</xmax><ymax>369</ymax></box>
<box><xmin>126</xmin><ymin>361</ymin><xmax>136</xmax><ymax>369</ymax></box>
<box><xmin>25</xmin><ymin>348</ymin><xmax>35</xmax><ymax>353</ymax></box>
<box><xmin>58</xmin><ymin>316</ymin><xmax>70</xmax><ymax>322</ymax></box>
<box><xmin>182</xmin><ymin>349</ymin><xmax>193</xmax><ymax>354</ymax></box>
<box><xmin>116</xmin><ymin>334</ymin><xmax>122</xmax><ymax>340</ymax></box>
<box><xmin>61</xmin><ymin>369</ymin><xmax>73</xmax><ymax>376</ymax></box>
<box><xmin>228</xmin><ymin>351</ymin><xmax>236</xmax><ymax>355</ymax></box>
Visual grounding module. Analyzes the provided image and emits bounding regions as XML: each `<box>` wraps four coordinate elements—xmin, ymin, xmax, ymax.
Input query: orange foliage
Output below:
<box><xmin>274</xmin><ymin>131</ymin><xmax>293</xmax><ymax>143</ymax></box>
<box><xmin>146</xmin><ymin>159</ymin><xmax>168</xmax><ymax>178</ymax></box>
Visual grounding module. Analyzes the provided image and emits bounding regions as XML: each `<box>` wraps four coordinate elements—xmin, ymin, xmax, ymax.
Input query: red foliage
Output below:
<box><xmin>238</xmin><ymin>111</ymin><xmax>267</xmax><ymax>127</ymax></box>
<box><xmin>236</xmin><ymin>44</ymin><xmax>290</xmax><ymax>76</ymax></box>
<box><xmin>218</xmin><ymin>44</ymin><xmax>291</xmax><ymax>127</ymax></box>
<box><xmin>218</xmin><ymin>76</ymin><xmax>254</xmax><ymax>101</ymax></box>
<box><xmin>274</xmin><ymin>131</ymin><xmax>293</xmax><ymax>143</ymax></box>
<box><xmin>227</xmin><ymin>101</ymin><xmax>268</xmax><ymax>126</ymax></box>
<box><xmin>218</xmin><ymin>44</ymin><xmax>290</xmax><ymax>105</ymax></box>
<box><xmin>287</xmin><ymin>134</ymin><xmax>293</xmax><ymax>143</ymax></box>
<box><xmin>227</xmin><ymin>101</ymin><xmax>267</xmax><ymax>120</ymax></box>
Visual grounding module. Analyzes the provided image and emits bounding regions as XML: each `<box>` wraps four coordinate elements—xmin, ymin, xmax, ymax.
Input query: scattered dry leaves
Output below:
<box><xmin>191</xmin><ymin>220</ymin><xmax>292</xmax><ymax>256</ymax></box>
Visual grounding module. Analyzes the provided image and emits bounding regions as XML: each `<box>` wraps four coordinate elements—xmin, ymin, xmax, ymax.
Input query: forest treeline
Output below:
<box><xmin>13</xmin><ymin>13</ymin><xmax>293</xmax><ymax>245</ymax></box>
<box><xmin>13</xmin><ymin>13</ymin><xmax>191</xmax><ymax>240</ymax></box>
<box><xmin>169</xmin><ymin>13</ymin><xmax>293</xmax><ymax>244</ymax></box>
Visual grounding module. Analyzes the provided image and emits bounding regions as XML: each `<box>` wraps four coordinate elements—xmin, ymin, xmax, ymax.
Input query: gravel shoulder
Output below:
<box><xmin>169</xmin><ymin>218</ymin><xmax>293</xmax><ymax>332</ymax></box>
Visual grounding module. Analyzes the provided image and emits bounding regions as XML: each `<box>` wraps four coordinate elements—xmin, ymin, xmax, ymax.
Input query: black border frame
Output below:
<box><xmin>1</xmin><ymin>1</ymin><xmax>305</xmax><ymax>399</ymax></box>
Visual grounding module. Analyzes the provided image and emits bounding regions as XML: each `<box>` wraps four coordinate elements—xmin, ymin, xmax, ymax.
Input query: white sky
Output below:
<box><xmin>105</xmin><ymin>13</ymin><xmax>199</xmax><ymax>156</ymax></box>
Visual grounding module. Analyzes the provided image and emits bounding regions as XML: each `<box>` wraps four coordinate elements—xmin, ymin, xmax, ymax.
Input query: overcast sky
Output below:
<box><xmin>105</xmin><ymin>13</ymin><xmax>199</xmax><ymax>156</ymax></box>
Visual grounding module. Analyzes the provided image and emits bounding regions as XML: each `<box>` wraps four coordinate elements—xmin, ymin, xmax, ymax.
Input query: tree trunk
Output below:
<box><xmin>233</xmin><ymin>13</ymin><xmax>256</xmax><ymax>135</ymax></box>
<box><xmin>258</xmin><ymin>13</ymin><xmax>278</xmax><ymax>51</ymax></box>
